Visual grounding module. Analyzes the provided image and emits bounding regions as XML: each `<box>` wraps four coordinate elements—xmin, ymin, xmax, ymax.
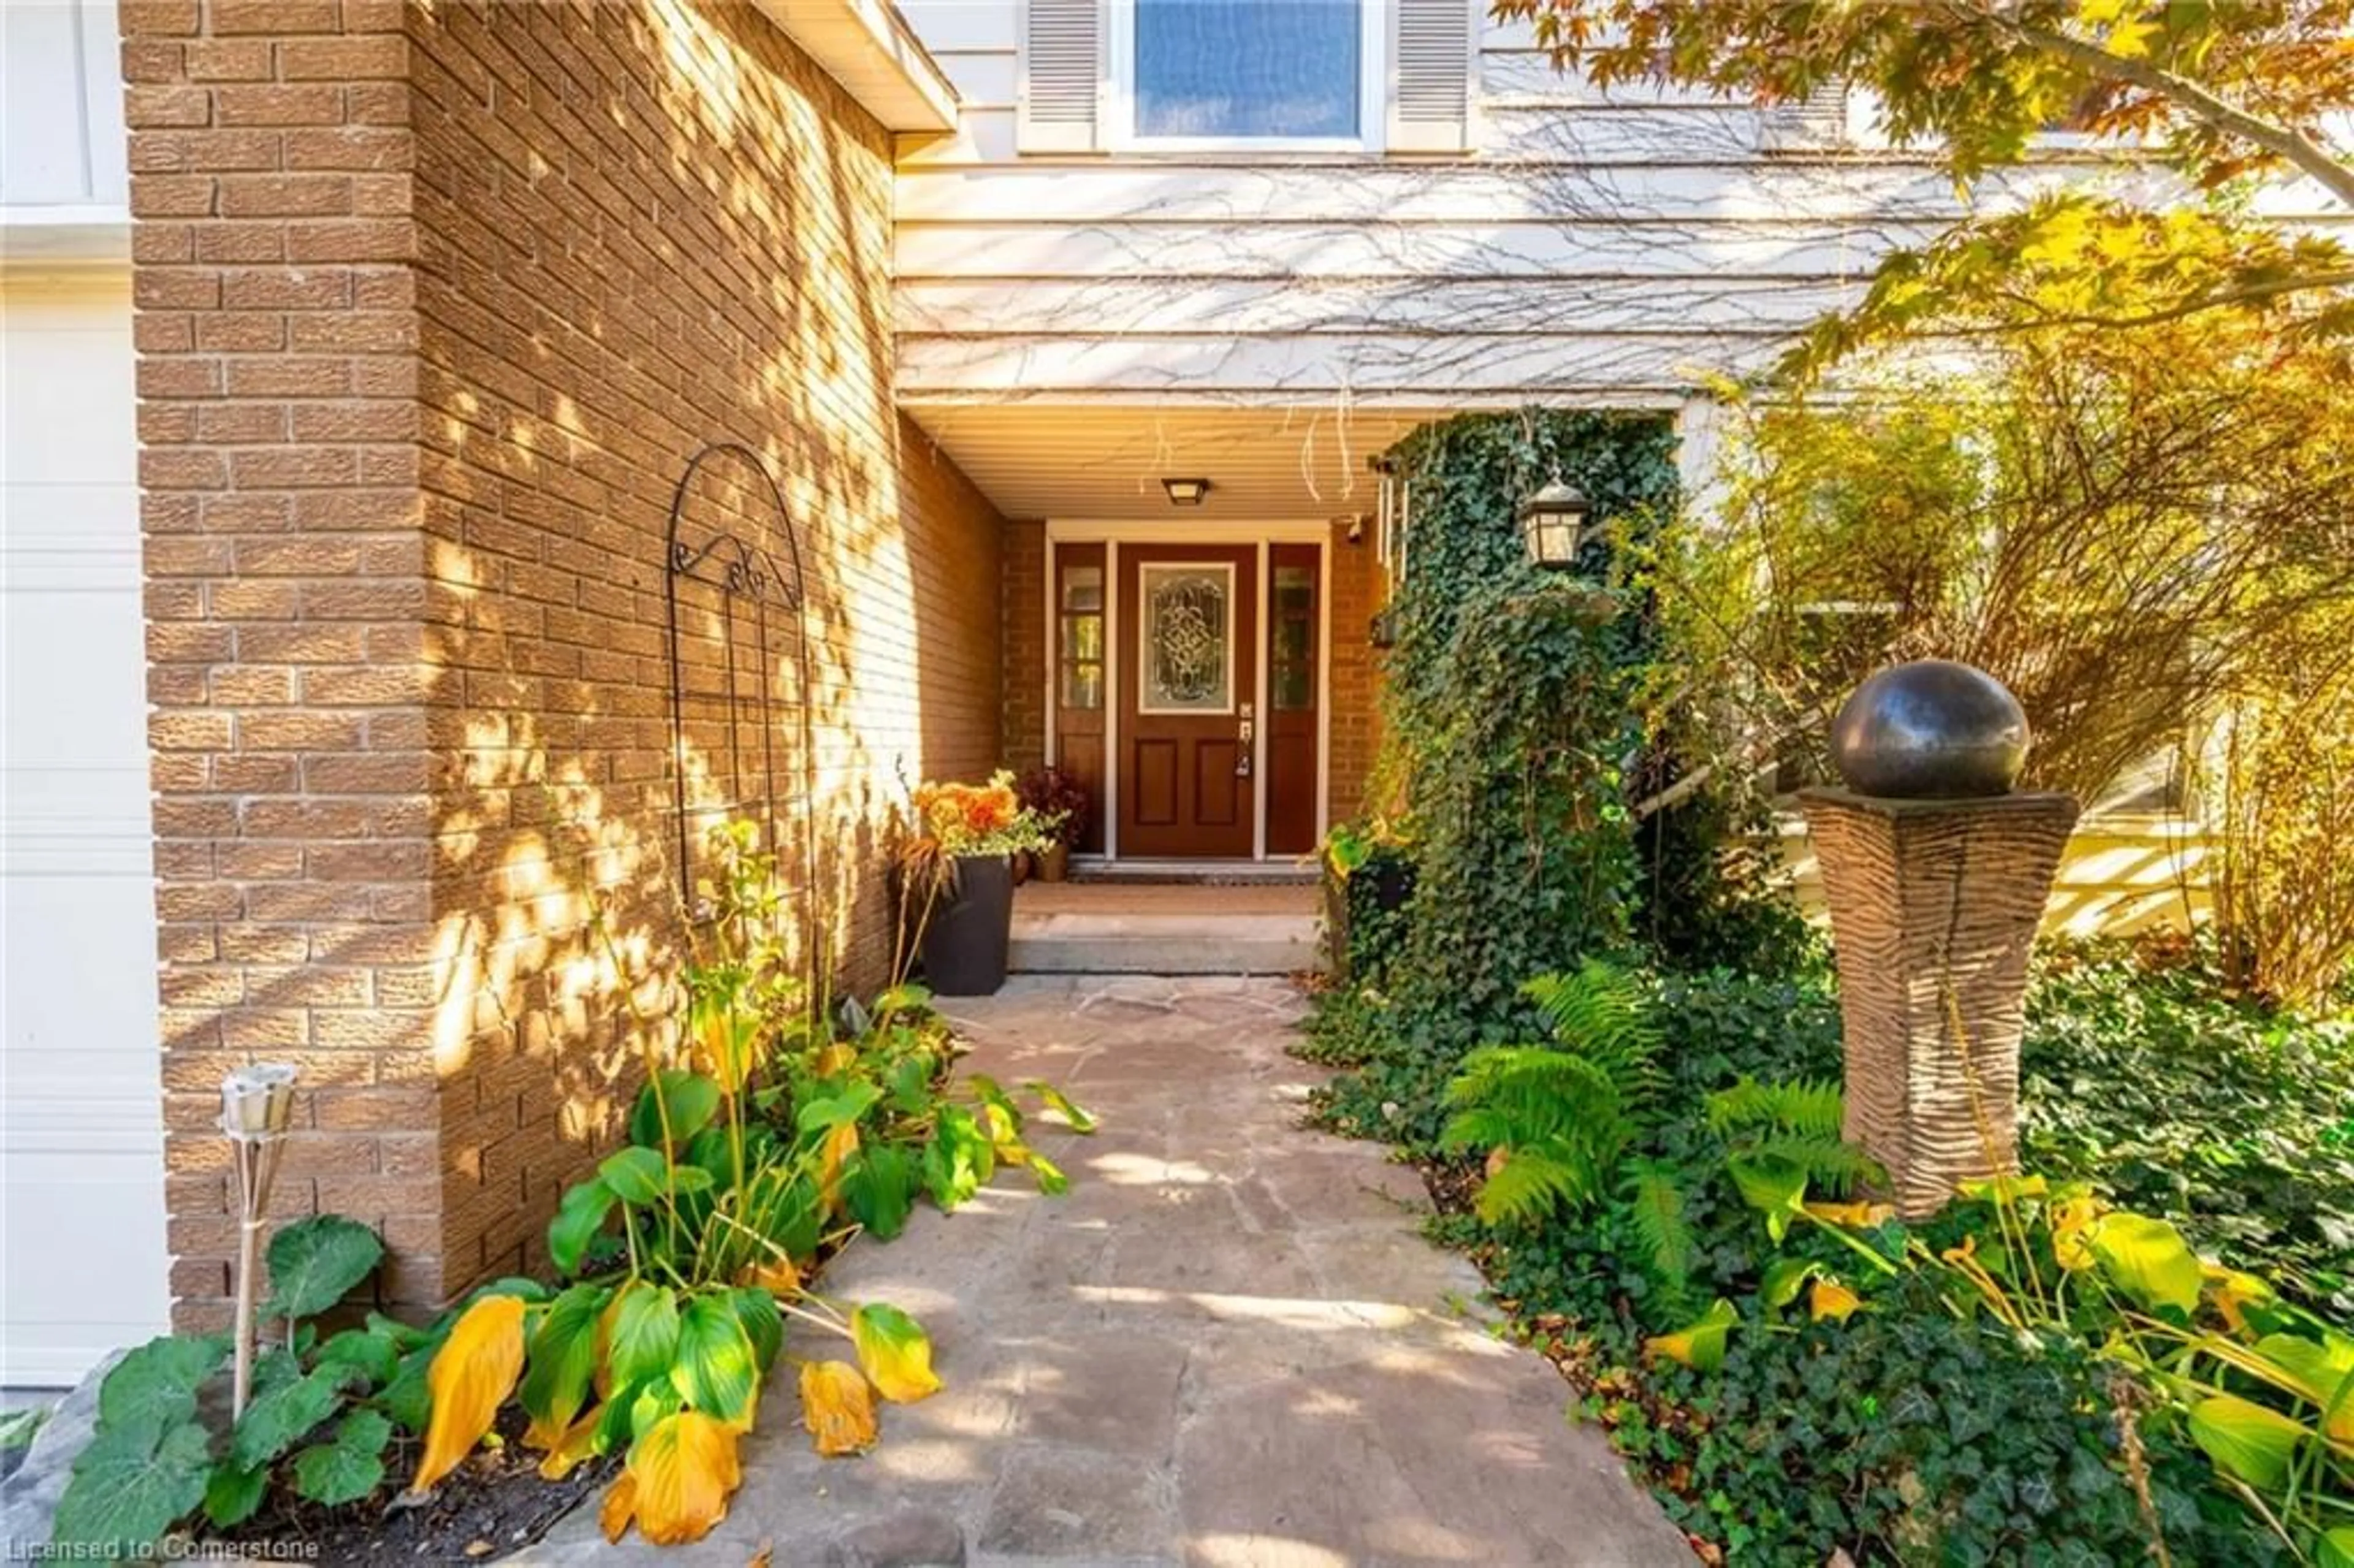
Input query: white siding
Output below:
<box><xmin>891</xmin><ymin>2</ymin><xmax>1976</xmax><ymax>403</ymax></box>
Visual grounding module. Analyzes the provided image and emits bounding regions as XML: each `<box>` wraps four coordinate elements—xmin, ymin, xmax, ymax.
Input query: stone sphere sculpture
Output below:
<box><xmin>1829</xmin><ymin>660</ymin><xmax>2028</xmax><ymax>799</ymax></box>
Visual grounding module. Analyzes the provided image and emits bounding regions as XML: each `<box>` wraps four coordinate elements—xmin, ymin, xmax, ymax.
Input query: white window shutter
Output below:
<box><xmin>1761</xmin><ymin>81</ymin><xmax>1850</xmax><ymax>151</ymax></box>
<box><xmin>1018</xmin><ymin>0</ymin><xmax>1105</xmax><ymax>153</ymax></box>
<box><xmin>1388</xmin><ymin>0</ymin><xmax>1475</xmax><ymax>154</ymax></box>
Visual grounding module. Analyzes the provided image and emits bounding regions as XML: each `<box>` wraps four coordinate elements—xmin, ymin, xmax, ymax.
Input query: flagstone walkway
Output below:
<box><xmin>520</xmin><ymin>976</ymin><xmax>1691</xmax><ymax>1567</ymax></box>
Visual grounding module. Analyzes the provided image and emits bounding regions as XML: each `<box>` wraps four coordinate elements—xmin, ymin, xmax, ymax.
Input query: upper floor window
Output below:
<box><xmin>1118</xmin><ymin>0</ymin><xmax>1380</xmax><ymax>149</ymax></box>
<box><xmin>1131</xmin><ymin>0</ymin><xmax>1366</xmax><ymax>142</ymax></box>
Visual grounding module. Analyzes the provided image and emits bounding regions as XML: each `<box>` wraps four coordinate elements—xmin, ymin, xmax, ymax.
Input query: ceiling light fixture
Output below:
<box><xmin>1161</xmin><ymin>477</ymin><xmax>1211</xmax><ymax>507</ymax></box>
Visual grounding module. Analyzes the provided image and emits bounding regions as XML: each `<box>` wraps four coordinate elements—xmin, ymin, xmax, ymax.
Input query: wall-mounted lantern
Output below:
<box><xmin>1517</xmin><ymin>480</ymin><xmax>1590</xmax><ymax>570</ymax></box>
<box><xmin>1161</xmin><ymin>477</ymin><xmax>1211</xmax><ymax>507</ymax></box>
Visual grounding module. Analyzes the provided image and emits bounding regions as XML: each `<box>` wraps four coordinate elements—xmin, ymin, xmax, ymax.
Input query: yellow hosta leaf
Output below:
<box><xmin>1809</xmin><ymin>1277</ymin><xmax>1862</xmax><ymax>1323</ymax></box>
<box><xmin>1803</xmin><ymin>1199</ymin><xmax>1894</xmax><ymax>1228</ymax></box>
<box><xmin>737</xmin><ymin>1255</ymin><xmax>802</xmax><ymax>1296</ymax></box>
<box><xmin>820</xmin><ymin>1121</ymin><xmax>859</xmax><ymax>1211</ymax></box>
<box><xmin>2051</xmin><ymin>1196</ymin><xmax>2100</xmax><ymax>1273</ymax></box>
<box><xmin>800</xmin><ymin>1360</ymin><xmax>878</xmax><ymax>1456</ymax></box>
<box><xmin>1643</xmin><ymin>1300</ymin><xmax>1737</xmax><ymax>1372</ymax></box>
<box><xmin>536</xmin><ymin>1405</ymin><xmax>604</xmax><ymax>1481</ymax></box>
<box><xmin>2203</xmin><ymin>1266</ymin><xmax>2274</xmax><ymax>1334</ymax></box>
<box><xmin>599</xmin><ymin>1473</ymin><xmax>638</xmax><ymax>1544</ymax></box>
<box><xmin>851</xmin><ymin>1304</ymin><xmax>942</xmax><ymax>1404</ymax></box>
<box><xmin>409</xmin><ymin>1293</ymin><xmax>528</xmax><ymax>1494</ymax></box>
<box><xmin>814</xmin><ymin>1043</ymin><xmax>857</xmax><ymax>1077</ymax></box>
<box><xmin>624</xmin><ymin>1410</ymin><xmax>742</xmax><ymax>1547</ymax></box>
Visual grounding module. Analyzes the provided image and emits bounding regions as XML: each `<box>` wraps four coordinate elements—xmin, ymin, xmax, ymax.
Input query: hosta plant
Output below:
<box><xmin>50</xmin><ymin>1215</ymin><xmax>403</xmax><ymax>1553</ymax></box>
<box><xmin>409</xmin><ymin>823</ymin><xmax>1092</xmax><ymax>1546</ymax></box>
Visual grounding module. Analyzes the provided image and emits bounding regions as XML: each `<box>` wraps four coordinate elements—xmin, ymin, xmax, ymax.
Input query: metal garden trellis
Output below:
<box><xmin>662</xmin><ymin>441</ymin><xmax>821</xmax><ymax>989</ymax></box>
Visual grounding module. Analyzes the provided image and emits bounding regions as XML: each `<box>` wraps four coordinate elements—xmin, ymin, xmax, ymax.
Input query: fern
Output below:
<box><xmin>1444</xmin><ymin>961</ymin><xmax>1667</xmax><ymax>1233</ymax></box>
<box><xmin>1738</xmin><ymin>1134</ymin><xmax>1884</xmax><ymax>1198</ymax></box>
<box><xmin>1475</xmin><ymin>1146</ymin><xmax>1604</xmax><ymax>1226</ymax></box>
<box><xmin>1706</xmin><ymin>1076</ymin><xmax>1845</xmax><ymax>1140</ymax></box>
<box><xmin>1621</xmin><ymin>1160</ymin><xmax>1700</xmax><ymax>1310</ymax></box>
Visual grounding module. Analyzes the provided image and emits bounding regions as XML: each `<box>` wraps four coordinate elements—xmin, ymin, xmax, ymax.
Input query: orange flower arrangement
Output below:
<box><xmin>908</xmin><ymin>769</ymin><xmax>1057</xmax><ymax>858</ymax></box>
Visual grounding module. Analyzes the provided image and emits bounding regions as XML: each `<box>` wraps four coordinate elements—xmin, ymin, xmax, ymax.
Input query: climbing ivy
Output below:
<box><xmin>1318</xmin><ymin>409</ymin><xmax>1802</xmax><ymax>1142</ymax></box>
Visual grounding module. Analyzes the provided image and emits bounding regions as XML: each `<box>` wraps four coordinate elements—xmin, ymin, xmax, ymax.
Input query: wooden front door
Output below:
<box><xmin>1118</xmin><ymin>546</ymin><xmax>1257</xmax><ymax>858</ymax></box>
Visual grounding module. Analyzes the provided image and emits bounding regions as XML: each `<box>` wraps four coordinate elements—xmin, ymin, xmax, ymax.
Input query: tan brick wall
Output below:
<box><xmin>1001</xmin><ymin>519</ymin><xmax>1046</xmax><ymax>774</ymax></box>
<box><xmin>1327</xmin><ymin>521</ymin><xmax>1384</xmax><ymax>824</ymax></box>
<box><xmin>128</xmin><ymin>0</ymin><xmax>1006</xmax><ymax>1320</ymax></box>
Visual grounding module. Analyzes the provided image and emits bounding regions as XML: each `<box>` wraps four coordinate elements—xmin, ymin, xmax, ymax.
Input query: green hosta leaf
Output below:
<box><xmin>629</xmin><ymin>1071</ymin><xmax>724</xmax><ymax>1151</ymax></box>
<box><xmin>596</xmin><ymin>1376</ymin><xmax>677</xmax><ymax>1452</ymax></box>
<box><xmin>796</xmin><ymin>1081</ymin><xmax>884</xmax><ymax>1136</ymax></box>
<box><xmin>845</xmin><ymin>1144</ymin><xmax>918</xmax><ymax>1239</ymax></box>
<box><xmin>291</xmin><ymin>1409</ymin><xmax>391</xmax><ymax>1507</ymax></box>
<box><xmin>1023</xmin><ymin>1080</ymin><xmax>1097</xmax><ymax>1133</ymax></box>
<box><xmin>382</xmin><ymin>1345</ymin><xmax>435</xmax><ymax>1434</ymax></box>
<box><xmin>51</xmin><ymin>1419</ymin><xmax>213</xmax><ymax>1550</ymax></box>
<box><xmin>2187</xmin><ymin>1393</ymin><xmax>2307</xmax><ymax>1488</ymax></box>
<box><xmin>670</xmin><ymin>1295</ymin><xmax>757</xmax><ymax>1422</ymax></box>
<box><xmin>2317</xmin><ymin>1527</ymin><xmax>2354</xmax><ymax>1568</ymax></box>
<box><xmin>262</xmin><ymin>1215</ymin><xmax>384</xmax><ymax>1323</ymax></box>
<box><xmin>888</xmin><ymin>1052</ymin><xmax>940</xmax><ymax>1114</ymax></box>
<box><xmin>728</xmin><ymin>1287</ymin><xmax>783</xmax><ymax>1375</ymax></box>
<box><xmin>1760</xmin><ymin>1257</ymin><xmax>1824</xmax><ymax>1311</ymax></box>
<box><xmin>666</xmin><ymin>1165</ymin><xmax>715</xmax><ymax>1195</ymax></box>
<box><xmin>202</xmin><ymin>1463</ymin><xmax>268</xmax><ymax>1530</ymax></box>
<box><xmin>2090</xmin><ymin>1212</ymin><xmax>2203</xmax><ymax>1315</ymax></box>
<box><xmin>365</xmin><ymin>1312</ymin><xmax>429</xmax><ymax>1353</ymax></box>
<box><xmin>1727</xmin><ymin>1154</ymin><xmax>1809</xmax><ymax>1244</ymax></box>
<box><xmin>97</xmin><ymin>1333</ymin><xmax>229</xmax><ymax>1436</ymax></box>
<box><xmin>548</xmin><ymin>1178</ymin><xmax>618</xmax><ymax>1276</ymax></box>
<box><xmin>519</xmin><ymin>1282</ymin><xmax>608</xmax><ymax>1439</ymax></box>
<box><xmin>608</xmin><ymin>1282</ymin><xmax>682</xmax><ymax>1389</ymax></box>
<box><xmin>923</xmin><ymin>1107</ymin><xmax>994</xmax><ymax>1211</ymax></box>
<box><xmin>684</xmin><ymin>1127</ymin><xmax>734</xmax><ymax>1189</ymax></box>
<box><xmin>230</xmin><ymin>1366</ymin><xmax>350</xmax><ymax>1472</ymax></box>
<box><xmin>1027</xmin><ymin>1152</ymin><xmax>1070</xmax><ymax>1198</ymax></box>
<box><xmin>314</xmin><ymin>1326</ymin><xmax>400</xmax><ymax>1388</ymax></box>
<box><xmin>598</xmin><ymin>1147</ymin><xmax>672</xmax><ymax>1206</ymax></box>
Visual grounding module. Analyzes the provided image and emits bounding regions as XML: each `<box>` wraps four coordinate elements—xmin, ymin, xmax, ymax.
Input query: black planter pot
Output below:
<box><xmin>918</xmin><ymin>853</ymin><xmax>1015</xmax><ymax>996</ymax></box>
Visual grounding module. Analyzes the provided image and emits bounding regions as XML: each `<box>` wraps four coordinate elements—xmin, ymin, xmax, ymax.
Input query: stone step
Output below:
<box><xmin>1008</xmin><ymin>911</ymin><xmax>1322</xmax><ymax>975</ymax></box>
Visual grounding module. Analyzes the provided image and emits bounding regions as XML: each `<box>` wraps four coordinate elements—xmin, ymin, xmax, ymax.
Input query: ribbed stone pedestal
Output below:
<box><xmin>1798</xmin><ymin>787</ymin><xmax>2080</xmax><ymax>1217</ymax></box>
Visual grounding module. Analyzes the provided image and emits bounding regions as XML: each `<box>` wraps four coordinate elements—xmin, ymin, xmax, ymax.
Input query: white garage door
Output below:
<box><xmin>1</xmin><ymin>272</ymin><xmax>169</xmax><ymax>1386</ymax></box>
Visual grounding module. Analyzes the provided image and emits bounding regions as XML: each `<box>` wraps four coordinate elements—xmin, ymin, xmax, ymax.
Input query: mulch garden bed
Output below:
<box><xmin>211</xmin><ymin>1408</ymin><xmax>615</xmax><ymax>1565</ymax></box>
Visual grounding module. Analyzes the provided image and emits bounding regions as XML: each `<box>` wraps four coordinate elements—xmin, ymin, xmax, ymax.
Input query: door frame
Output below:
<box><xmin>1044</xmin><ymin>520</ymin><xmax>1332</xmax><ymax>862</ymax></box>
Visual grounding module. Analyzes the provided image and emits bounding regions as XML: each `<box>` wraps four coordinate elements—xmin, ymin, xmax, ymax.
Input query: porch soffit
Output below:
<box><xmin>899</xmin><ymin>404</ymin><xmax>1450</xmax><ymax>522</ymax></box>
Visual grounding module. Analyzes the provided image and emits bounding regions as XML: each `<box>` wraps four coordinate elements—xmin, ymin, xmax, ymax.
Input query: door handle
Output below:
<box><xmin>1236</xmin><ymin>707</ymin><xmax>1254</xmax><ymax>776</ymax></box>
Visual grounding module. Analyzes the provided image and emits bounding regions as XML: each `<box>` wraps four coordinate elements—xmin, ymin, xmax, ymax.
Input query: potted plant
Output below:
<box><xmin>899</xmin><ymin>770</ymin><xmax>1057</xmax><ymax>995</ymax></box>
<box><xmin>1016</xmin><ymin>766</ymin><xmax>1089</xmax><ymax>882</ymax></box>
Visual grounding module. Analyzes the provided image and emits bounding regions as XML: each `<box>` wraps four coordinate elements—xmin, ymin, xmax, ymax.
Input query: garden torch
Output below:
<box><xmin>221</xmin><ymin>1063</ymin><xmax>298</xmax><ymax>1418</ymax></box>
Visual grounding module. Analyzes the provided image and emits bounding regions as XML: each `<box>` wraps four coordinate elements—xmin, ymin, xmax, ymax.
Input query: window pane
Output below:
<box><xmin>1273</xmin><ymin>662</ymin><xmax>1312</xmax><ymax>710</ymax></box>
<box><xmin>1134</xmin><ymin>0</ymin><xmax>1360</xmax><ymax>139</ymax></box>
<box><xmin>1061</xmin><ymin>566</ymin><xmax>1102</xmax><ymax>614</ymax></box>
<box><xmin>1066</xmin><ymin>614</ymin><xmax>1102</xmax><ymax>662</ymax></box>
<box><xmin>1061</xmin><ymin>661</ymin><xmax>1103</xmax><ymax>710</ymax></box>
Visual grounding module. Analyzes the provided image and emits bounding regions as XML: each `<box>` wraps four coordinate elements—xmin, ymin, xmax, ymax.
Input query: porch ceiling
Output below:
<box><xmin>899</xmin><ymin>404</ymin><xmax>1445</xmax><ymax>522</ymax></box>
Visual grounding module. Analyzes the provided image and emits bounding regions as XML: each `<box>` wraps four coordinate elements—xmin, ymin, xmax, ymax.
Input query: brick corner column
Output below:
<box><xmin>1797</xmin><ymin>786</ymin><xmax>2080</xmax><ymax>1217</ymax></box>
<box><xmin>122</xmin><ymin>0</ymin><xmax>448</xmax><ymax>1325</ymax></box>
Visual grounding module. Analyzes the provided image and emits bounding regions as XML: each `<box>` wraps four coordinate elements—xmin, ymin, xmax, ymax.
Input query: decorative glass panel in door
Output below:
<box><xmin>1139</xmin><ymin>564</ymin><xmax>1233</xmax><ymax>713</ymax></box>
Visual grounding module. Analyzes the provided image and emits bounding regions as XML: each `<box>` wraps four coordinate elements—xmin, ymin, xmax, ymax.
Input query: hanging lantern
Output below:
<box><xmin>1517</xmin><ymin>480</ymin><xmax>1590</xmax><ymax>570</ymax></box>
